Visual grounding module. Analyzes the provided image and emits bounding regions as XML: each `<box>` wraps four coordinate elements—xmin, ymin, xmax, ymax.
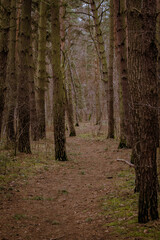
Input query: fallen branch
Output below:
<box><xmin>117</xmin><ymin>159</ymin><xmax>135</xmax><ymax>168</ymax></box>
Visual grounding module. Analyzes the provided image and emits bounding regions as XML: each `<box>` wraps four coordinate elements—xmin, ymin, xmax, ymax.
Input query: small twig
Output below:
<box><xmin>67</xmin><ymin>11</ymin><xmax>93</xmax><ymax>18</ymax></box>
<box><xmin>117</xmin><ymin>159</ymin><xmax>135</xmax><ymax>168</ymax></box>
<box><xmin>80</xmin><ymin>0</ymin><xmax>90</xmax><ymax>5</ymax></box>
<box><xmin>132</xmin><ymin>7</ymin><xmax>141</xmax><ymax>14</ymax></box>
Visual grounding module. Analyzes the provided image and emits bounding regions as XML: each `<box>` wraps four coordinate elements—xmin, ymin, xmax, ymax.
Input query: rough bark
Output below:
<box><xmin>90</xmin><ymin>0</ymin><xmax>109</xmax><ymax>130</ymax></box>
<box><xmin>70</xmin><ymin>62</ymin><xmax>83</xmax><ymax>126</ymax></box>
<box><xmin>107</xmin><ymin>0</ymin><xmax>114</xmax><ymax>138</ymax></box>
<box><xmin>0</xmin><ymin>0</ymin><xmax>10</xmax><ymax>136</ymax></box>
<box><xmin>113</xmin><ymin>0</ymin><xmax>132</xmax><ymax>148</ymax></box>
<box><xmin>17</xmin><ymin>0</ymin><xmax>32</xmax><ymax>153</ymax></box>
<box><xmin>37</xmin><ymin>0</ymin><xmax>47</xmax><ymax>139</ymax></box>
<box><xmin>127</xmin><ymin>0</ymin><xmax>142</xmax><ymax>193</ymax></box>
<box><xmin>94</xmin><ymin>56</ymin><xmax>101</xmax><ymax>125</ymax></box>
<box><xmin>157</xmin><ymin>0</ymin><xmax>160</xmax><ymax>144</ymax></box>
<box><xmin>52</xmin><ymin>0</ymin><xmax>67</xmax><ymax>161</ymax></box>
<box><xmin>90</xmin><ymin>0</ymin><xmax>108</xmax><ymax>84</ymax></box>
<box><xmin>60</xmin><ymin>1</ymin><xmax>76</xmax><ymax>137</ymax></box>
<box><xmin>29</xmin><ymin>39</ymin><xmax>38</xmax><ymax>141</ymax></box>
<box><xmin>127</xmin><ymin>0</ymin><xmax>159</xmax><ymax>223</ymax></box>
<box><xmin>65</xmin><ymin>82</ymin><xmax>76</xmax><ymax>137</ymax></box>
<box><xmin>66</xmin><ymin>59</ymin><xmax>76</xmax><ymax>136</ymax></box>
<box><xmin>5</xmin><ymin>0</ymin><xmax>16</xmax><ymax>143</ymax></box>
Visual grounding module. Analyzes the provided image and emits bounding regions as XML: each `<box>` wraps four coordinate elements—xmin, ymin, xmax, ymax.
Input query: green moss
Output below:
<box><xmin>31</xmin><ymin>196</ymin><xmax>44</xmax><ymax>200</ymax></box>
<box><xmin>13</xmin><ymin>214</ymin><xmax>27</xmax><ymax>220</ymax></box>
<box><xmin>52</xmin><ymin>220</ymin><xmax>60</xmax><ymax>225</ymax></box>
<box><xmin>86</xmin><ymin>217</ymin><xmax>92</xmax><ymax>223</ymax></box>
<box><xmin>58</xmin><ymin>189</ymin><xmax>68</xmax><ymax>195</ymax></box>
<box><xmin>79</xmin><ymin>133</ymin><xmax>106</xmax><ymax>141</ymax></box>
<box><xmin>0</xmin><ymin>139</ymin><xmax>55</xmax><ymax>190</ymax></box>
<box><xmin>101</xmin><ymin>168</ymin><xmax>160</xmax><ymax>239</ymax></box>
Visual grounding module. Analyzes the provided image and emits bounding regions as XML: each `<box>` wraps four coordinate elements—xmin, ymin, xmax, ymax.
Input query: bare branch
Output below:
<box><xmin>80</xmin><ymin>0</ymin><xmax>90</xmax><ymax>4</ymax></box>
<box><xmin>117</xmin><ymin>159</ymin><xmax>135</xmax><ymax>168</ymax></box>
<box><xmin>96</xmin><ymin>0</ymin><xmax>105</xmax><ymax>10</ymax></box>
<box><xmin>67</xmin><ymin>11</ymin><xmax>93</xmax><ymax>18</ymax></box>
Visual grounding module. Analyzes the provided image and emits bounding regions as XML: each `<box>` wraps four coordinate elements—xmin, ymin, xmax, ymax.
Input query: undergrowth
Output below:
<box><xmin>0</xmin><ymin>139</ymin><xmax>55</xmax><ymax>190</ymax></box>
<box><xmin>101</xmin><ymin>169</ymin><xmax>160</xmax><ymax>239</ymax></box>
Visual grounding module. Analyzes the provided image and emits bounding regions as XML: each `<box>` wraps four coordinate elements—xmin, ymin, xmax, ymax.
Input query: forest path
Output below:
<box><xmin>0</xmin><ymin>123</ymin><xmax>131</xmax><ymax>240</ymax></box>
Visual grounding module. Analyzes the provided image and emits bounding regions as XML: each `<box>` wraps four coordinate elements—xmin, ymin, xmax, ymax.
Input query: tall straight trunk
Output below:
<box><xmin>60</xmin><ymin>1</ymin><xmax>76</xmax><ymax>137</ymax></box>
<box><xmin>29</xmin><ymin>40</ymin><xmax>38</xmax><ymax>141</ymax></box>
<box><xmin>6</xmin><ymin>0</ymin><xmax>17</xmax><ymax>143</ymax></box>
<box><xmin>37</xmin><ymin>0</ymin><xmax>47</xmax><ymax>139</ymax></box>
<box><xmin>70</xmin><ymin>64</ymin><xmax>80</xmax><ymax>127</ymax></box>
<box><xmin>0</xmin><ymin>0</ymin><xmax>10</xmax><ymax>136</ymax></box>
<box><xmin>127</xmin><ymin>0</ymin><xmax>159</xmax><ymax>223</ymax></box>
<box><xmin>157</xmin><ymin>0</ymin><xmax>160</xmax><ymax>142</ymax></box>
<box><xmin>66</xmin><ymin>59</ymin><xmax>76</xmax><ymax>136</ymax></box>
<box><xmin>17</xmin><ymin>0</ymin><xmax>32</xmax><ymax>153</ymax></box>
<box><xmin>71</xmin><ymin>60</ymin><xmax>83</xmax><ymax>126</ymax></box>
<box><xmin>95</xmin><ymin>56</ymin><xmax>101</xmax><ymax>125</ymax></box>
<box><xmin>107</xmin><ymin>0</ymin><xmax>114</xmax><ymax>138</ymax></box>
<box><xmin>52</xmin><ymin>0</ymin><xmax>67</xmax><ymax>161</ymax></box>
<box><xmin>90</xmin><ymin>0</ymin><xmax>109</xmax><ymax>128</ymax></box>
<box><xmin>90</xmin><ymin>0</ymin><xmax>108</xmax><ymax>84</ymax></box>
<box><xmin>65</xmin><ymin>80</ymin><xmax>76</xmax><ymax>137</ymax></box>
<box><xmin>113</xmin><ymin>0</ymin><xmax>132</xmax><ymax>148</ymax></box>
<box><xmin>127</xmin><ymin>0</ymin><xmax>142</xmax><ymax>192</ymax></box>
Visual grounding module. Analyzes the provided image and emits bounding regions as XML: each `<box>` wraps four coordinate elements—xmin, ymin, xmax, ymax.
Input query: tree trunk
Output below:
<box><xmin>52</xmin><ymin>0</ymin><xmax>67</xmax><ymax>161</ymax></box>
<box><xmin>66</xmin><ymin>59</ymin><xmax>76</xmax><ymax>136</ymax></box>
<box><xmin>29</xmin><ymin>38</ymin><xmax>38</xmax><ymax>141</ymax></box>
<box><xmin>94</xmin><ymin>56</ymin><xmax>101</xmax><ymax>125</ymax></box>
<box><xmin>70</xmin><ymin>61</ymin><xmax>83</xmax><ymax>126</ymax></box>
<box><xmin>5</xmin><ymin>0</ymin><xmax>16</xmax><ymax>143</ymax></box>
<box><xmin>90</xmin><ymin>0</ymin><xmax>109</xmax><ymax>131</ymax></box>
<box><xmin>65</xmin><ymin>83</ymin><xmax>76</xmax><ymax>137</ymax></box>
<box><xmin>60</xmin><ymin>0</ymin><xmax>76</xmax><ymax>137</ymax></box>
<box><xmin>127</xmin><ymin>0</ymin><xmax>159</xmax><ymax>223</ymax></box>
<box><xmin>157</xmin><ymin>0</ymin><xmax>160</xmax><ymax>144</ymax></box>
<box><xmin>90</xmin><ymin>0</ymin><xmax>108</xmax><ymax>84</ymax></box>
<box><xmin>127</xmin><ymin>0</ymin><xmax>142</xmax><ymax>193</ymax></box>
<box><xmin>0</xmin><ymin>0</ymin><xmax>10</xmax><ymax>136</ymax></box>
<box><xmin>36</xmin><ymin>0</ymin><xmax>47</xmax><ymax>139</ymax></box>
<box><xmin>113</xmin><ymin>0</ymin><xmax>132</xmax><ymax>148</ymax></box>
<box><xmin>17</xmin><ymin>0</ymin><xmax>32</xmax><ymax>154</ymax></box>
<box><xmin>107</xmin><ymin>0</ymin><xmax>114</xmax><ymax>138</ymax></box>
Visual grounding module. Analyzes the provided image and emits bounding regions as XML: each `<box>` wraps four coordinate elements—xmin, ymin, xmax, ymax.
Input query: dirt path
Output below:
<box><xmin>0</xmin><ymin>124</ymin><xmax>131</xmax><ymax>240</ymax></box>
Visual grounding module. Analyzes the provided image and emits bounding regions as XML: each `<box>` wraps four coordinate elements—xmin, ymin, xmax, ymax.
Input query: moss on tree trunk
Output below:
<box><xmin>52</xmin><ymin>0</ymin><xmax>67</xmax><ymax>161</ymax></box>
<box><xmin>37</xmin><ymin>0</ymin><xmax>47</xmax><ymax>139</ymax></box>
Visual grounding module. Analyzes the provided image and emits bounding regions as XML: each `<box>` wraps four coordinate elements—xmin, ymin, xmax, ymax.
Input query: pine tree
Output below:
<box><xmin>52</xmin><ymin>0</ymin><xmax>67</xmax><ymax>161</ymax></box>
<box><xmin>127</xmin><ymin>0</ymin><xmax>159</xmax><ymax>222</ymax></box>
<box><xmin>107</xmin><ymin>0</ymin><xmax>114</xmax><ymax>138</ymax></box>
<box><xmin>5</xmin><ymin>0</ymin><xmax>17</xmax><ymax>143</ymax></box>
<box><xmin>37</xmin><ymin>0</ymin><xmax>47</xmax><ymax>139</ymax></box>
<box><xmin>0</xmin><ymin>0</ymin><xmax>10</xmax><ymax>136</ymax></box>
<box><xmin>17</xmin><ymin>0</ymin><xmax>32</xmax><ymax>153</ymax></box>
<box><xmin>113</xmin><ymin>0</ymin><xmax>132</xmax><ymax>148</ymax></box>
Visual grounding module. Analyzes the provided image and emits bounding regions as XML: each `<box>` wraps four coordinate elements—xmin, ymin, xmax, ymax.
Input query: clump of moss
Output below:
<box><xmin>101</xmin><ymin>169</ymin><xmax>160</xmax><ymax>239</ymax></box>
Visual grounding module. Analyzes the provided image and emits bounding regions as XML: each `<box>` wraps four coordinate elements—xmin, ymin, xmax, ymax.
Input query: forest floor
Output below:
<box><xmin>0</xmin><ymin>123</ymin><xmax>160</xmax><ymax>240</ymax></box>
